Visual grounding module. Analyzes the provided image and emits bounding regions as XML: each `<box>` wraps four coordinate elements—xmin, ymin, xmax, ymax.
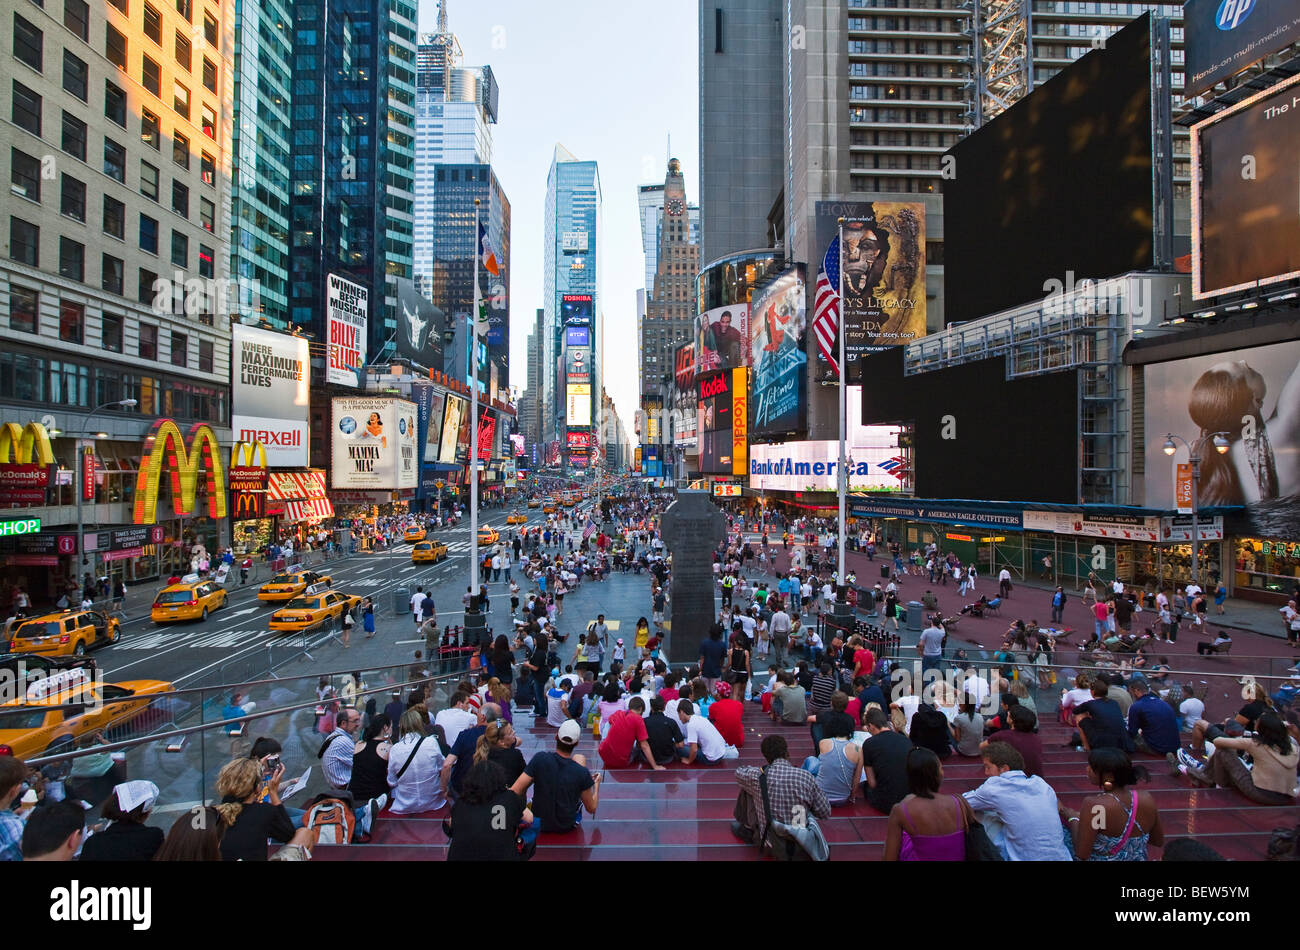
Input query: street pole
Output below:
<box><xmin>836</xmin><ymin>219</ymin><xmax>847</xmax><ymax>586</ymax></box>
<box><xmin>1190</xmin><ymin>451</ymin><xmax>1200</xmax><ymax>593</ymax></box>
<box><xmin>469</xmin><ymin>199</ymin><xmax>482</xmax><ymax>622</ymax></box>
<box><xmin>74</xmin><ymin>398</ymin><xmax>137</xmax><ymax>596</ymax></box>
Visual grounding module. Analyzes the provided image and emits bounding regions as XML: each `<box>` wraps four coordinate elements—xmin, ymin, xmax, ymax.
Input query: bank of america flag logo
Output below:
<box><xmin>813</xmin><ymin>236</ymin><xmax>840</xmax><ymax>377</ymax></box>
<box><xmin>878</xmin><ymin>456</ymin><xmax>907</xmax><ymax>480</ymax></box>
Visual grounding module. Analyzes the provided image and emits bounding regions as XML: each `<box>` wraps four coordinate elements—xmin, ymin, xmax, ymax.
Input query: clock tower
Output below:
<box><xmin>641</xmin><ymin>158</ymin><xmax>699</xmax><ymax>476</ymax></box>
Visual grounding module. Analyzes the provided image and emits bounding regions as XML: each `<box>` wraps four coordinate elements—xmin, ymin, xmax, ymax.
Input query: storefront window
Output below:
<box><xmin>1235</xmin><ymin>539</ymin><xmax>1300</xmax><ymax>598</ymax></box>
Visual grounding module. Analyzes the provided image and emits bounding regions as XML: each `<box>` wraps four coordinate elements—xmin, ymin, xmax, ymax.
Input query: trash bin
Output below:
<box><xmin>906</xmin><ymin>600</ymin><xmax>924</xmax><ymax>632</ymax></box>
<box><xmin>393</xmin><ymin>586</ymin><xmax>409</xmax><ymax>615</ymax></box>
<box><xmin>859</xmin><ymin>588</ymin><xmax>876</xmax><ymax>614</ymax></box>
<box><xmin>880</xmin><ymin>565</ymin><xmax>890</xmax><ymax>579</ymax></box>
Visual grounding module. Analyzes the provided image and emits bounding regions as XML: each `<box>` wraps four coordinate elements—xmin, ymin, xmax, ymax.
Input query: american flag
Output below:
<box><xmin>812</xmin><ymin>235</ymin><xmax>841</xmax><ymax>376</ymax></box>
<box><xmin>583</xmin><ymin>517</ymin><xmax>597</xmax><ymax>540</ymax></box>
<box><xmin>878</xmin><ymin>456</ymin><xmax>907</xmax><ymax>481</ymax></box>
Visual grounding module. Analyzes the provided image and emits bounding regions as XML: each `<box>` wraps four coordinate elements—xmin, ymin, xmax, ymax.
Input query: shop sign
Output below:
<box><xmin>229</xmin><ymin>441</ymin><xmax>269</xmax><ymax>520</ymax></box>
<box><xmin>946</xmin><ymin>533</ymin><xmax>974</xmax><ymax>542</ymax></box>
<box><xmin>1159</xmin><ymin>515</ymin><xmax>1224</xmax><ymax>543</ymax></box>
<box><xmin>0</xmin><ymin>518</ymin><xmax>41</xmax><ymax>537</ymax></box>
<box><xmin>1260</xmin><ymin>540</ymin><xmax>1300</xmax><ymax>558</ymax></box>
<box><xmin>82</xmin><ymin>450</ymin><xmax>96</xmax><ymax>501</ymax></box>
<box><xmin>1023</xmin><ymin>510</ymin><xmax>1160</xmax><ymax>541</ymax></box>
<box><xmin>0</xmin><ymin>421</ymin><xmax>54</xmax><ymax>503</ymax></box>
<box><xmin>850</xmin><ymin>499</ymin><xmax>1023</xmax><ymax>531</ymax></box>
<box><xmin>0</xmin><ymin>534</ymin><xmax>77</xmax><ymax>556</ymax></box>
<box><xmin>713</xmin><ymin>484</ymin><xmax>742</xmax><ymax>497</ymax></box>
<box><xmin>1174</xmin><ymin>464</ymin><xmax>1194</xmax><ymax>515</ymax></box>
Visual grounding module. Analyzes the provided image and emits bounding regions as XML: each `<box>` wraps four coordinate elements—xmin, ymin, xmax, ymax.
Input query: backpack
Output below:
<box><xmin>303</xmin><ymin>796</ymin><xmax>356</xmax><ymax>845</ymax></box>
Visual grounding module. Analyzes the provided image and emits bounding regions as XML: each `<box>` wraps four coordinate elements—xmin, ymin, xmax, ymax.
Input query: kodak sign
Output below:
<box><xmin>133</xmin><ymin>420</ymin><xmax>227</xmax><ymax>524</ymax></box>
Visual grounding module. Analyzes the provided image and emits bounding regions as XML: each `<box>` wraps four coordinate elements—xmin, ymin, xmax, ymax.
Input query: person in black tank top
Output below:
<box><xmin>349</xmin><ymin>715</ymin><xmax>393</xmax><ymax>803</ymax></box>
<box><xmin>727</xmin><ymin>636</ymin><xmax>751</xmax><ymax>694</ymax></box>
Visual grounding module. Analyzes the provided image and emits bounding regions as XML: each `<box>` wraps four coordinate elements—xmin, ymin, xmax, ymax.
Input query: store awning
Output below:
<box><xmin>268</xmin><ymin>471</ymin><xmax>328</xmax><ymax>501</ymax></box>
<box><xmin>284</xmin><ymin>497</ymin><xmax>334</xmax><ymax>522</ymax></box>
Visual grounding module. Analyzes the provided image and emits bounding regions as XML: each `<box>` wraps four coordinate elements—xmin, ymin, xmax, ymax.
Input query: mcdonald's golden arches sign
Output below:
<box><xmin>133</xmin><ymin>420</ymin><xmax>227</xmax><ymax>524</ymax></box>
<box><xmin>0</xmin><ymin>421</ymin><xmax>54</xmax><ymax>504</ymax></box>
<box><xmin>229</xmin><ymin>440</ymin><xmax>269</xmax><ymax>520</ymax></box>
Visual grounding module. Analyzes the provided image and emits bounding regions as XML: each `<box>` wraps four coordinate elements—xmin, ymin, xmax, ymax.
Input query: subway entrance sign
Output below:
<box><xmin>0</xmin><ymin>517</ymin><xmax>41</xmax><ymax>537</ymax></box>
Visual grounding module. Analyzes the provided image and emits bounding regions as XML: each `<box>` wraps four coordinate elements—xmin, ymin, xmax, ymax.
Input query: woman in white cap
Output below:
<box><xmin>79</xmin><ymin>780</ymin><xmax>164</xmax><ymax>861</ymax></box>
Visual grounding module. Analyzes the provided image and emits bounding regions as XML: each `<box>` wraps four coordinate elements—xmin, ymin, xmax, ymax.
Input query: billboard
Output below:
<box><xmin>749</xmin><ymin>264</ymin><xmax>807</xmax><ymax>436</ymax></box>
<box><xmin>326</xmin><ymin>273</ymin><xmax>368</xmax><ymax>387</ymax></box>
<box><xmin>1183</xmin><ymin>0</ymin><xmax>1300</xmax><ymax>98</ymax></box>
<box><xmin>749</xmin><ymin>436</ymin><xmax>904</xmax><ymax>492</ymax></box>
<box><xmin>565</xmin><ymin>325</ymin><xmax>590</xmax><ymax>347</ymax></box>
<box><xmin>814</xmin><ymin>201</ymin><xmax>925</xmax><ymax>378</ymax></box>
<box><xmin>565</xmin><ymin>347</ymin><xmax>591</xmax><ymax>383</ymax></box>
<box><xmin>561</xmin><ymin>294</ymin><xmax>593</xmax><ymax>325</ymax></box>
<box><xmin>133</xmin><ymin>420</ymin><xmax>226</xmax><ymax>524</ymax></box>
<box><xmin>697</xmin><ymin>370</ymin><xmax>734</xmax><ymax>474</ymax></box>
<box><xmin>731</xmin><ymin>368</ymin><xmax>748</xmax><ymax>477</ymax></box>
<box><xmin>1143</xmin><ymin>339</ymin><xmax>1300</xmax><ymax>536</ymax></box>
<box><xmin>231</xmin><ymin>324</ymin><xmax>309</xmax><ymax>468</ymax></box>
<box><xmin>944</xmin><ymin>14</ymin><xmax>1156</xmax><ymax>327</ymax></box>
<box><xmin>331</xmin><ymin>397</ymin><xmax>417</xmax><ymax>489</ymax></box>
<box><xmin>415</xmin><ymin>386</ymin><xmax>447</xmax><ymax>465</ymax></box>
<box><xmin>567</xmin><ymin>383</ymin><xmax>592</xmax><ymax>427</ymax></box>
<box><xmin>1192</xmin><ymin>72</ymin><xmax>1300</xmax><ymax>300</ymax></box>
<box><xmin>561</xmin><ymin>231</ymin><xmax>589</xmax><ymax>252</ymax></box>
<box><xmin>695</xmin><ymin>304</ymin><xmax>749</xmax><ymax>375</ymax></box>
<box><xmin>567</xmin><ymin>432</ymin><xmax>591</xmax><ymax>449</ymax></box>
<box><xmin>439</xmin><ymin>395</ymin><xmax>465</xmax><ymax>464</ymax></box>
<box><xmin>476</xmin><ymin>408</ymin><xmax>496</xmax><ymax>462</ymax></box>
<box><xmin>395</xmin><ymin>278</ymin><xmax>443</xmax><ymax>370</ymax></box>
<box><xmin>673</xmin><ymin>342</ymin><xmax>698</xmax><ymax>447</ymax></box>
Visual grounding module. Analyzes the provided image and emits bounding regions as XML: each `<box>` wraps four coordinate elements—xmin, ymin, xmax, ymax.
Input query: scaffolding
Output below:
<box><xmin>961</xmin><ymin>0</ymin><xmax>1031</xmax><ymax>129</ymax></box>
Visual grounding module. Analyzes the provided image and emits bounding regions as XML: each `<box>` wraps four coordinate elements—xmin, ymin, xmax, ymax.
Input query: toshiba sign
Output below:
<box><xmin>231</xmin><ymin>324</ymin><xmax>310</xmax><ymax>467</ymax></box>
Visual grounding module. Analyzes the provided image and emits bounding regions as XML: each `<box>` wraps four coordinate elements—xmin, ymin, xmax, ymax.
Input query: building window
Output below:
<box><xmin>202</xmin><ymin>57</ymin><xmax>217</xmax><ymax>93</ymax></box>
<box><xmin>142</xmin><ymin>54</ymin><xmax>161</xmax><ymax>95</ymax></box>
<box><xmin>203</xmin><ymin>10</ymin><xmax>217</xmax><ymax>45</ymax></box>
<box><xmin>107</xmin><ymin>0</ymin><xmax>127</xmax><ymax>12</ymax></box>
<box><xmin>198</xmin><ymin>243</ymin><xmax>213</xmax><ymax>278</ymax></box>
<box><xmin>58</xmin><ymin>299</ymin><xmax>83</xmax><ymax>341</ymax></box>
<box><xmin>61</xmin><ymin>174</ymin><xmax>86</xmax><ymax>220</ymax></box>
<box><xmin>61</xmin><ymin>111</ymin><xmax>86</xmax><ymax>160</ymax></box>
<box><xmin>171</xmin><ymin>230</ymin><xmax>187</xmax><ymax>267</ymax></box>
<box><xmin>139</xmin><ymin>213</ymin><xmax>158</xmax><ymax>253</ymax></box>
<box><xmin>140</xmin><ymin>161</ymin><xmax>159</xmax><ymax>200</ymax></box>
<box><xmin>101</xmin><ymin>311</ymin><xmax>123</xmax><ymax>352</ymax></box>
<box><xmin>63</xmin><ymin>50</ymin><xmax>88</xmax><ymax>100</ymax></box>
<box><xmin>106</xmin><ymin>24</ymin><xmax>127</xmax><ymax>70</ymax></box>
<box><xmin>64</xmin><ymin>0</ymin><xmax>91</xmax><ymax>41</ymax></box>
<box><xmin>198</xmin><ymin>338</ymin><xmax>213</xmax><ymax>372</ymax></box>
<box><xmin>9</xmin><ymin>148</ymin><xmax>41</xmax><ymax>202</ymax></box>
<box><xmin>173</xmin><ymin>81</ymin><xmax>190</xmax><ymax>120</ymax></box>
<box><xmin>9</xmin><ymin>217</ymin><xmax>38</xmax><ymax>266</ymax></box>
<box><xmin>200</xmin><ymin>151</ymin><xmax>215</xmax><ymax>185</ymax></box>
<box><xmin>143</xmin><ymin>2</ymin><xmax>161</xmax><ymax>43</ymax></box>
<box><xmin>102</xmin><ymin>253</ymin><xmax>124</xmax><ymax>294</ymax></box>
<box><xmin>105</xmin><ymin>80</ymin><xmax>127</xmax><ymax>126</ymax></box>
<box><xmin>199</xmin><ymin>196</ymin><xmax>213</xmax><ymax>231</ymax></box>
<box><xmin>172</xmin><ymin>181</ymin><xmax>188</xmax><ymax>218</ymax></box>
<box><xmin>174</xmin><ymin>31</ymin><xmax>191</xmax><ymax>70</ymax></box>
<box><xmin>104</xmin><ymin>138</ymin><xmax>127</xmax><ymax>182</ymax></box>
<box><xmin>139</xmin><ymin>322</ymin><xmax>157</xmax><ymax>359</ymax></box>
<box><xmin>173</xmin><ymin>131</ymin><xmax>190</xmax><ymax>168</ymax></box>
<box><xmin>141</xmin><ymin>108</ymin><xmax>161</xmax><ymax>149</ymax></box>
<box><xmin>103</xmin><ymin>195</ymin><xmax>126</xmax><ymax>239</ymax></box>
<box><xmin>12</xmin><ymin>82</ymin><xmax>42</xmax><ymax>136</ymax></box>
<box><xmin>176</xmin><ymin>0</ymin><xmax>192</xmax><ymax>22</ymax></box>
<box><xmin>200</xmin><ymin>103</ymin><xmax>215</xmax><ymax>139</ymax></box>
<box><xmin>13</xmin><ymin>15</ymin><xmax>43</xmax><ymax>72</ymax></box>
<box><xmin>137</xmin><ymin>268</ymin><xmax>156</xmax><ymax>303</ymax></box>
<box><xmin>8</xmin><ymin>286</ymin><xmax>38</xmax><ymax>333</ymax></box>
<box><xmin>170</xmin><ymin>331</ymin><xmax>187</xmax><ymax>367</ymax></box>
<box><xmin>59</xmin><ymin>237</ymin><xmax>85</xmax><ymax>282</ymax></box>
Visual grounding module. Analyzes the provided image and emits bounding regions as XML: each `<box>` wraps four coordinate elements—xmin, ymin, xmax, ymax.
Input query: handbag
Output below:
<box><xmin>962</xmin><ymin>799</ymin><xmax>1003</xmax><ymax>861</ymax></box>
<box><xmin>758</xmin><ymin>770</ymin><xmax>829</xmax><ymax>861</ymax></box>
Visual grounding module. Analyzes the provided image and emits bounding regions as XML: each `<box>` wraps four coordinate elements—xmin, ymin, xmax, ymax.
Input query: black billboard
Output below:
<box><xmin>858</xmin><ymin>349</ymin><xmax>1079</xmax><ymax>504</ymax></box>
<box><xmin>697</xmin><ymin>370</ymin><xmax>734</xmax><ymax>474</ymax></box>
<box><xmin>1184</xmin><ymin>0</ymin><xmax>1300</xmax><ymax>98</ymax></box>
<box><xmin>944</xmin><ymin>14</ymin><xmax>1156</xmax><ymax>327</ymax></box>
<box><xmin>1193</xmin><ymin>72</ymin><xmax>1300</xmax><ymax>299</ymax></box>
<box><xmin>395</xmin><ymin>278</ymin><xmax>443</xmax><ymax>371</ymax></box>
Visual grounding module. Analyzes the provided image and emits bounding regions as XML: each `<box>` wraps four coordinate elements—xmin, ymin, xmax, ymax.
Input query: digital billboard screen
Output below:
<box><xmin>565</xmin><ymin>325</ymin><xmax>590</xmax><ymax>347</ymax></box>
<box><xmin>695</xmin><ymin>304</ymin><xmax>749</xmax><ymax>375</ymax></box>
<box><xmin>697</xmin><ymin>370</ymin><xmax>734</xmax><ymax>474</ymax></box>
<box><xmin>749</xmin><ymin>264</ymin><xmax>807</xmax><ymax>436</ymax></box>
<box><xmin>567</xmin><ymin>383</ymin><xmax>592</xmax><ymax>427</ymax></box>
<box><xmin>673</xmin><ymin>342</ymin><xmax>698</xmax><ymax>446</ymax></box>
<box><xmin>561</xmin><ymin>294</ymin><xmax>593</xmax><ymax>325</ymax></box>
<box><xmin>1183</xmin><ymin>0</ymin><xmax>1300</xmax><ymax>98</ymax></box>
<box><xmin>1192</xmin><ymin>72</ymin><xmax>1300</xmax><ymax>300</ymax></box>
<box><xmin>565</xmin><ymin>347</ymin><xmax>591</xmax><ymax>383</ymax></box>
<box><xmin>944</xmin><ymin>14</ymin><xmax>1156</xmax><ymax>327</ymax></box>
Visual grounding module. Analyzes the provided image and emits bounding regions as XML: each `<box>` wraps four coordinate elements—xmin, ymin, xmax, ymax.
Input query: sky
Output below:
<box><xmin>416</xmin><ymin>0</ymin><xmax>700</xmax><ymax>425</ymax></box>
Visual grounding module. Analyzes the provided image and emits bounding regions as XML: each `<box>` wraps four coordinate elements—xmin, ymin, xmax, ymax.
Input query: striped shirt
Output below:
<box><xmin>321</xmin><ymin>728</ymin><xmax>355</xmax><ymax>789</ymax></box>
<box><xmin>809</xmin><ymin>673</ymin><xmax>838</xmax><ymax>712</ymax></box>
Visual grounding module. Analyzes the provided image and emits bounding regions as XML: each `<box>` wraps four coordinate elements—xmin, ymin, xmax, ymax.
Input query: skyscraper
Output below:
<box><xmin>543</xmin><ymin>146</ymin><xmax>601</xmax><ymax>468</ymax></box>
<box><xmin>231</xmin><ymin>0</ymin><xmax>292</xmax><ymax>326</ymax></box>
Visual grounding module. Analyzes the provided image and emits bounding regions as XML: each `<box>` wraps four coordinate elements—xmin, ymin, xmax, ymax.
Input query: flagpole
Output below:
<box><xmin>470</xmin><ymin>199</ymin><xmax>481</xmax><ymax>612</ymax></box>
<box><xmin>837</xmin><ymin>219</ymin><xmax>847</xmax><ymax>589</ymax></box>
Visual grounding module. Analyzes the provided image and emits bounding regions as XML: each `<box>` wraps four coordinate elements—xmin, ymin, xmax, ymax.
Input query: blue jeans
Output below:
<box><xmin>517</xmin><ymin>809</ymin><xmax>580</xmax><ymax>848</ymax></box>
<box><xmin>921</xmin><ymin>655</ymin><xmax>943</xmax><ymax>675</ymax></box>
<box><xmin>1051</xmin><ymin>605</ymin><xmax>1064</xmax><ymax>623</ymax></box>
<box><xmin>801</xmin><ymin>755</ymin><xmax>820</xmax><ymax>775</ymax></box>
<box><xmin>1094</xmin><ymin>619</ymin><xmax>1106</xmax><ymax>639</ymax></box>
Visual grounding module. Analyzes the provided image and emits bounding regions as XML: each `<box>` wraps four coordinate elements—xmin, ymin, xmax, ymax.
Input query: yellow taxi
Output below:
<box><xmin>403</xmin><ymin>526</ymin><xmax>427</xmax><ymax>543</ymax></box>
<box><xmin>562</xmin><ymin>495</ymin><xmax>577</xmax><ymax>507</ymax></box>
<box><xmin>7</xmin><ymin>610</ymin><xmax>121</xmax><ymax>658</ymax></box>
<box><xmin>543</xmin><ymin>500</ymin><xmax>557</xmax><ymax>514</ymax></box>
<box><xmin>150</xmin><ymin>579</ymin><xmax>228</xmax><ymax>623</ymax></box>
<box><xmin>506</xmin><ymin>511</ymin><xmax>528</xmax><ymax>525</ymax></box>
<box><xmin>527</xmin><ymin>499</ymin><xmax>541</xmax><ymax>509</ymax></box>
<box><xmin>477</xmin><ymin>527</ymin><xmax>500</xmax><ymax>546</ymax></box>
<box><xmin>257</xmin><ymin>570</ymin><xmax>332</xmax><ymax>603</ymax></box>
<box><xmin>0</xmin><ymin>672</ymin><xmax>173</xmax><ymax>759</ymax></box>
<box><xmin>411</xmin><ymin>540</ymin><xmax>448</xmax><ymax>564</ymax></box>
<box><xmin>268</xmin><ymin>589</ymin><xmax>363</xmax><ymax>633</ymax></box>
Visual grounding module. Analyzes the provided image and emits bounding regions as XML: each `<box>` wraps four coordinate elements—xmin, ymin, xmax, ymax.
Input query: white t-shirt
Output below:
<box><xmin>739</xmin><ymin>614</ymin><xmax>757</xmax><ymax>638</ymax></box>
<box><xmin>410</xmin><ymin>591</ymin><xmax>428</xmax><ymax>615</ymax></box>
<box><xmin>894</xmin><ymin>695</ymin><xmax>921</xmax><ymax>733</ymax></box>
<box><xmin>433</xmin><ymin>707</ymin><xmax>476</xmax><ymax>747</ymax></box>
<box><xmin>1179</xmin><ymin>696</ymin><xmax>1205</xmax><ymax>722</ymax></box>
<box><xmin>801</xmin><ymin>582</ymin><xmax>813</xmax><ymax>599</ymax></box>
<box><xmin>682</xmin><ymin>714</ymin><xmax>728</xmax><ymax>761</ymax></box>
<box><xmin>961</xmin><ymin>672</ymin><xmax>992</xmax><ymax>705</ymax></box>
<box><xmin>918</xmin><ymin>626</ymin><xmax>945</xmax><ymax>657</ymax></box>
<box><xmin>998</xmin><ymin>569</ymin><xmax>1011</xmax><ymax>583</ymax></box>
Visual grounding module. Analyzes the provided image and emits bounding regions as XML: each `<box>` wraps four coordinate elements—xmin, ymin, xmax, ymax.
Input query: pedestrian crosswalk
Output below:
<box><xmin>111</xmin><ymin>627</ymin><xmax>267</xmax><ymax>650</ymax></box>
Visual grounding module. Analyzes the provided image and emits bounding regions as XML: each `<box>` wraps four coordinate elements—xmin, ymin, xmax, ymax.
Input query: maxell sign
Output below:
<box><xmin>231</xmin><ymin>324</ymin><xmax>310</xmax><ymax>467</ymax></box>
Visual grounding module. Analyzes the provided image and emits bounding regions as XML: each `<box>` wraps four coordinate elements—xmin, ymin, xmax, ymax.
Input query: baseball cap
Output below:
<box><xmin>557</xmin><ymin>720</ymin><xmax>582</xmax><ymax>746</ymax></box>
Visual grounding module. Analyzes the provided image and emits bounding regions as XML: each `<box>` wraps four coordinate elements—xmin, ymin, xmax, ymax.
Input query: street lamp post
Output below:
<box><xmin>1162</xmin><ymin>431</ymin><xmax>1229</xmax><ymax>592</ymax></box>
<box><xmin>73</xmin><ymin>398</ymin><xmax>138</xmax><ymax>589</ymax></box>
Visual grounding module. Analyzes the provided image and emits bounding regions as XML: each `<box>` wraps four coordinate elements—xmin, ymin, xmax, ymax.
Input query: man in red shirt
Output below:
<box><xmin>598</xmin><ymin>697</ymin><xmax>665</xmax><ymax>769</ymax></box>
<box><xmin>708</xmin><ymin>681</ymin><xmax>746</xmax><ymax>748</ymax></box>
